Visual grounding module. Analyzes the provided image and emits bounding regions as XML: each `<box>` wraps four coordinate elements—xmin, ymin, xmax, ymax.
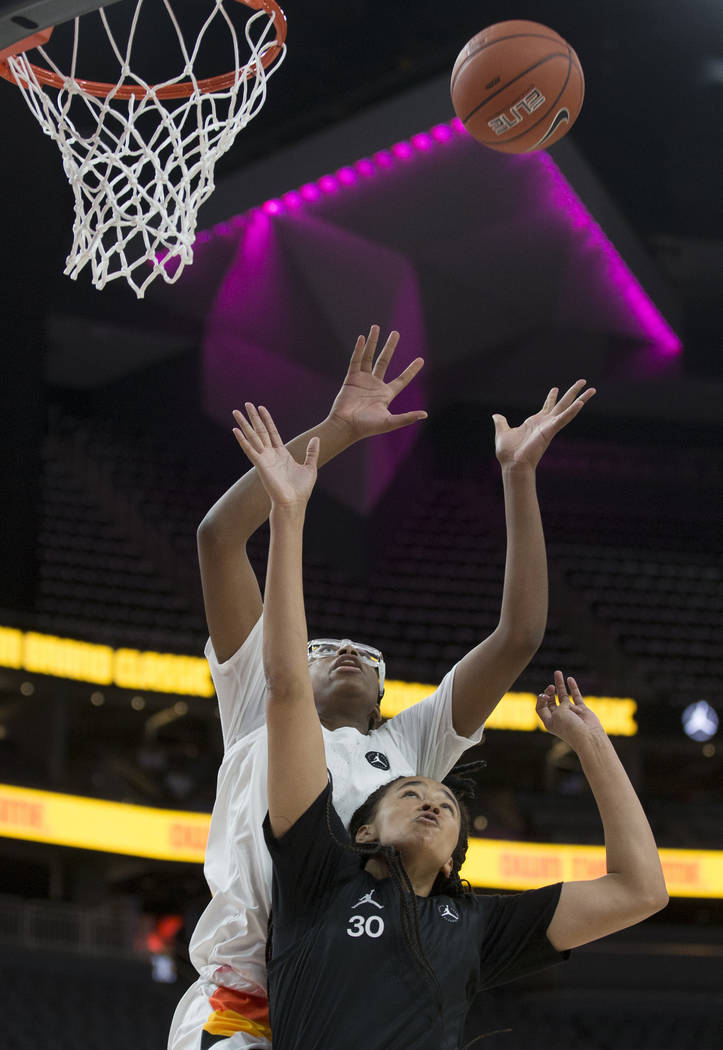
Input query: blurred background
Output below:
<box><xmin>0</xmin><ymin>1</ymin><xmax>721</xmax><ymax>1047</ymax></box>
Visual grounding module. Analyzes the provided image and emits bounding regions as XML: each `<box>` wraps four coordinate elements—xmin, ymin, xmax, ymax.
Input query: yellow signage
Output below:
<box><xmin>0</xmin><ymin>626</ymin><xmax>213</xmax><ymax>697</ymax></box>
<box><xmin>381</xmin><ymin>681</ymin><xmax>637</xmax><ymax>736</ymax></box>
<box><xmin>460</xmin><ymin>838</ymin><xmax>723</xmax><ymax>900</ymax></box>
<box><xmin>1</xmin><ymin>783</ymin><xmax>719</xmax><ymax>898</ymax></box>
<box><xmin>0</xmin><ymin>783</ymin><xmax>209</xmax><ymax>863</ymax></box>
<box><xmin>1</xmin><ymin>625</ymin><xmax>636</xmax><ymax>732</ymax></box>
<box><xmin>2</xmin><ymin>625</ymin><xmax>638</xmax><ymax>734</ymax></box>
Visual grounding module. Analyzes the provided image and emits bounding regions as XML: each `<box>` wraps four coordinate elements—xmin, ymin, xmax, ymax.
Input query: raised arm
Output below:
<box><xmin>541</xmin><ymin>672</ymin><xmax>668</xmax><ymax>951</ymax></box>
<box><xmin>198</xmin><ymin>326</ymin><xmax>426</xmax><ymax>662</ymax></box>
<box><xmin>232</xmin><ymin>404</ymin><xmax>329</xmax><ymax>838</ymax></box>
<box><xmin>451</xmin><ymin>381</ymin><xmax>595</xmax><ymax>737</ymax></box>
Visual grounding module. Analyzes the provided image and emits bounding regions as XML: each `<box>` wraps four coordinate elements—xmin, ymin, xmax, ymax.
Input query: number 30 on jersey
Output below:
<box><xmin>347</xmin><ymin>914</ymin><xmax>385</xmax><ymax>938</ymax></box>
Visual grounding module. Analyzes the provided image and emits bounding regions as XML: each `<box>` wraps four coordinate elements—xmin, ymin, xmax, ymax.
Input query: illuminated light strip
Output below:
<box><xmin>193</xmin><ymin>116</ymin><xmax>680</xmax><ymax>356</ymax></box>
<box><xmin>382</xmin><ymin>681</ymin><xmax>637</xmax><ymax>736</ymax></box>
<box><xmin>0</xmin><ymin>783</ymin><xmax>210</xmax><ymax>863</ymax></box>
<box><xmin>460</xmin><ymin>838</ymin><xmax>723</xmax><ymax>900</ymax></box>
<box><xmin>534</xmin><ymin>151</ymin><xmax>681</xmax><ymax>356</ymax></box>
<box><xmin>0</xmin><ymin>625</ymin><xmax>636</xmax><ymax>733</ymax></box>
<box><xmin>0</xmin><ymin>783</ymin><xmax>719</xmax><ymax>898</ymax></box>
<box><xmin>0</xmin><ymin>625</ymin><xmax>213</xmax><ymax>697</ymax></box>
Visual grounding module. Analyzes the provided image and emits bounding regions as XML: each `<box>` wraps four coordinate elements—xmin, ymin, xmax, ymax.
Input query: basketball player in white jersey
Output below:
<box><xmin>168</xmin><ymin>325</ymin><xmax>595</xmax><ymax>1049</ymax></box>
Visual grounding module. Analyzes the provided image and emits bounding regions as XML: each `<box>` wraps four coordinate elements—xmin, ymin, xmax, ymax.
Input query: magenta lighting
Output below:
<box><xmin>196</xmin><ymin>116</ymin><xmax>681</xmax><ymax>356</ymax></box>
<box><xmin>534</xmin><ymin>152</ymin><xmax>681</xmax><ymax>356</ymax></box>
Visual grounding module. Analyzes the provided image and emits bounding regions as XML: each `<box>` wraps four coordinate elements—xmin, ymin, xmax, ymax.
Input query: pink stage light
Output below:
<box><xmin>431</xmin><ymin>124</ymin><xmax>453</xmax><ymax>143</ymax></box>
<box><xmin>536</xmin><ymin>153</ymin><xmax>682</xmax><ymax>355</ymax></box>
<box><xmin>391</xmin><ymin>141</ymin><xmax>414</xmax><ymax>160</ymax></box>
<box><xmin>411</xmin><ymin>133</ymin><xmax>433</xmax><ymax>152</ymax></box>
<box><xmin>355</xmin><ymin>158</ymin><xmax>375</xmax><ymax>177</ymax></box>
<box><xmin>373</xmin><ymin>150</ymin><xmax>393</xmax><ymax>169</ymax></box>
<box><xmin>194</xmin><ymin>117</ymin><xmax>680</xmax><ymax>356</ymax></box>
<box><xmin>318</xmin><ymin>175</ymin><xmax>337</xmax><ymax>194</ymax></box>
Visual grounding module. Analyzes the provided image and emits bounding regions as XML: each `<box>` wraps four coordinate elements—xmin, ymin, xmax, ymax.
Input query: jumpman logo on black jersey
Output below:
<box><xmin>438</xmin><ymin>902</ymin><xmax>460</xmax><ymax>923</ymax></box>
<box><xmin>352</xmin><ymin>889</ymin><xmax>384</xmax><ymax>910</ymax></box>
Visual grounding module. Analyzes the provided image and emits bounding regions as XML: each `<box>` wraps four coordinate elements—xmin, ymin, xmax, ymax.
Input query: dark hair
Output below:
<box><xmin>266</xmin><ymin>760</ymin><xmax>486</xmax><ymax>1015</ymax></box>
<box><xmin>344</xmin><ymin>760</ymin><xmax>486</xmax><ymax>1006</ymax></box>
<box><xmin>347</xmin><ymin>774</ymin><xmax>474</xmax><ymax>897</ymax></box>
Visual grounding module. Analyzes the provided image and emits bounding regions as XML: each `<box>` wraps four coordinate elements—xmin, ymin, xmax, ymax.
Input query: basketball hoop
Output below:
<box><xmin>0</xmin><ymin>0</ymin><xmax>287</xmax><ymax>296</ymax></box>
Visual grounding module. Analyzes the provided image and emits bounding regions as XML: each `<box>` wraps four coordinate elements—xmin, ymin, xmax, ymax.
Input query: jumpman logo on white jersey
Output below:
<box><xmin>352</xmin><ymin>890</ymin><xmax>384</xmax><ymax>910</ymax></box>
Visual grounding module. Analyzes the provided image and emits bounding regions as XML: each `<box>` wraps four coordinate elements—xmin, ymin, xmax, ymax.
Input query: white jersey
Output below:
<box><xmin>171</xmin><ymin>615</ymin><xmax>483</xmax><ymax>1048</ymax></box>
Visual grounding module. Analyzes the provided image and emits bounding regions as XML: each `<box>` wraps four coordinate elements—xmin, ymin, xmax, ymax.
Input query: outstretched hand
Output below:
<box><xmin>493</xmin><ymin>380</ymin><xmax>595</xmax><ymax>471</ymax></box>
<box><xmin>233</xmin><ymin>403</ymin><xmax>319</xmax><ymax>508</ymax></box>
<box><xmin>536</xmin><ymin>671</ymin><xmax>604</xmax><ymax>748</ymax></box>
<box><xmin>329</xmin><ymin>325</ymin><xmax>428</xmax><ymax>440</ymax></box>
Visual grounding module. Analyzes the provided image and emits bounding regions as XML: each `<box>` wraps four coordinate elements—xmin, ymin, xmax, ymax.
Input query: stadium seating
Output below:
<box><xmin>38</xmin><ymin>412</ymin><xmax>721</xmax><ymax>705</ymax></box>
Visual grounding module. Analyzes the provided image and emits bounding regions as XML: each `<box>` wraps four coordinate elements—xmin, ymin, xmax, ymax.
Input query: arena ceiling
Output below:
<box><xmin>0</xmin><ymin>0</ymin><xmax>721</xmax><ymax>411</ymax></box>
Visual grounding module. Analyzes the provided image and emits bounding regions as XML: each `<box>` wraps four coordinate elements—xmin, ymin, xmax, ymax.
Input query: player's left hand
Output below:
<box><xmin>536</xmin><ymin>671</ymin><xmax>604</xmax><ymax>749</ymax></box>
<box><xmin>493</xmin><ymin>380</ymin><xmax>595</xmax><ymax>472</ymax></box>
<box><xmin>328</xmin><ymin>324</ymin><xmax>428</xmax><ymax>440</ymax></box>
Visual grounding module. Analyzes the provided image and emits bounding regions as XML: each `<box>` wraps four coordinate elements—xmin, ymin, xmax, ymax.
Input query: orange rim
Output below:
<box><xmin>0</xmin><ymin>0</ymin><xmax>286</xmax><ymax>99</ymax></box>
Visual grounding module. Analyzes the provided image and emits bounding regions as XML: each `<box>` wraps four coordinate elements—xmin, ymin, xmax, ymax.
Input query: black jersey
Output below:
<box><xmin>263</xmin><ymin>783</ymin><xmax>568</xmax><ymax>1050</ymax></box>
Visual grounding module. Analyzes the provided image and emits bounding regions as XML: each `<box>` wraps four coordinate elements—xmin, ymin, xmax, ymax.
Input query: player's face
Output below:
<box><xmin>359</xmin><ymin>776</ymin><xmax>461</xmax><ymax>871</ymax></box>
<box><xmin>307</xmin><ymin>639</ymin><xmax>382</xmax><ymax>728</ymax></box>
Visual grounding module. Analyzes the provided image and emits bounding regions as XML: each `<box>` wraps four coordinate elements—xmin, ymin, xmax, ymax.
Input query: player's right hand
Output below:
<box><xmin>328</xmin><ymin>324</ymin><xmax>427</xmax><ymax>440</ymax></box>
<box><xmin>233</xmin><ymin>403</ymin><xmax>319</xmax><ymax>508</ymax></box>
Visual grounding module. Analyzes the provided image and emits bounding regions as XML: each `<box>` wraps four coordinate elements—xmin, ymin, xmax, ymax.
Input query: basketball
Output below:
<box><xmin>450</xmin><ymin>20</ymin><xmax>584</xmax><ymax>153</ymax></box>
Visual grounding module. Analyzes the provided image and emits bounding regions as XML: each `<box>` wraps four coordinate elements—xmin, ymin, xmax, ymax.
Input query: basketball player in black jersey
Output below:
<box><xmin>174</xmin><ymin>327</ymin><xmax>597</xmax><ymax>1050</ymax></box>
<box><xmin>232</xmin><ymin>402</ymin><xmax>668</xmax><ymax>1050</ymax></box>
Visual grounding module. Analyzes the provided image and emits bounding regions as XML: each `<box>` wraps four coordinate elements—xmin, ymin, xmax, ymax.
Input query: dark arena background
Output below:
<box><xmin>1</xmin><ymin>1</ymin><xmax>721</xmax><ymax>1048</ymax></box>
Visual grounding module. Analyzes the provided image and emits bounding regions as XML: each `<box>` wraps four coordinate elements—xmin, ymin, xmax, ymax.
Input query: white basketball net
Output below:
<box><xmin>6</xmin><ymin>0</ymin><xmax>285</xmax><ymax>297</ymax></box>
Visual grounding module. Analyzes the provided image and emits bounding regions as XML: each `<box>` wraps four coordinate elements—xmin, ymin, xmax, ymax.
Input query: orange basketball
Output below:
<box><xmin>451</xmin><ymin>20</ymin><xmax>584</xmax><ymax>153</ymax></box>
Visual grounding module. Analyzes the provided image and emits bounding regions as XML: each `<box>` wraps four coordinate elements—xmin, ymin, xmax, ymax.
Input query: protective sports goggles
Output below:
<box><xmin>307</xmin><ymin>638</ymin><xmax>386</xmax><ymax>697</ymax></box>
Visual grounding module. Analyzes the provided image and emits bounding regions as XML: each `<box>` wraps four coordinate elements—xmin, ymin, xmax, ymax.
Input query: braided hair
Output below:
<box><xmin>343</xmin><ymin>759</ymin><xmax>487</xmax><ymax>1006</ymax></box>
<box><xmin>432</xmin><ymin>760</ymin><xmax>486</xmax><ymax>896</ymax></box>
<box><xmin>266</xmin><ymin>759</ymin><xmax>487</xmax><ymax>1012</ymax></box>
